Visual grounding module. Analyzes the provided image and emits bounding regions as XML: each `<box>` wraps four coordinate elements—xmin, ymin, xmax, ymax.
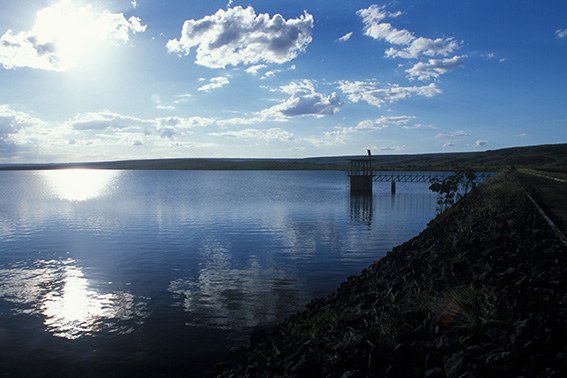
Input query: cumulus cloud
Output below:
<box><xmin>210</xmin><ymin>128</ymin><xmax>294</xmax><ymax>142</ymax></box>
<box><xmin>0</xmin><ymin>0</ymin><xmax>146</xmax><ymax>71</ymax></box>
<box><xmin>198</xmin><ymin>76</ymin><xmax>230</xmax><ymax>92</ymax></box>
<box><xmin>0</xmin><ymin>105</ymin><xmax>44</xmax><ymax>156</ymax></box>
<box><xmin>406</xmin><ymin>55</ymin><xmax>466</xmax><ymax>81</ymax></box>
<box><xmin>338</xmin><ymin>80</ymin><xmax>442</xmax><ymax>107</ymax></box>
<box><xmin>357</xmin><ymin>4</ymin><xmax>460</xmax><ymax>59</ymax></box>
<box><xmin>260</xmin><ymin>80</ymin><xmax>342</xmax><ymax>118</ymax></box>
<box><xmin>556</xmin><ymin>28</ymin><xmax>567</xmax><ymax>39</ymax></box>
<box><xmin>338</xmin><ymin>32</ymin><xmax>353</xmax><ymax>43</ymax></box>
<box><xmin>167</xmin><ymin>6</ymin><xmax>313</xmax><ymax>69</ymax></box>
<box><xmin>472</xmin><ymin>139</ymin><xmax>488</xmax><ymax>147</ymax></box>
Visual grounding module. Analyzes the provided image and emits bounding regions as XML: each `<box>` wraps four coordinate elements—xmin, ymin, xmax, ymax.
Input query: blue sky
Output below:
<box><xmin>0</xmin><ymin>0</ymin><xmax>565</xmax><ymax>163</ymax></box>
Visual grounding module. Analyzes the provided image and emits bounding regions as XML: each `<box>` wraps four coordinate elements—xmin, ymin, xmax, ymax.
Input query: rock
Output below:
<box><xmin>424</xmin><ymin>367</ymin><xmax>444</xmax><ymax>378</ymax></box>
<box><xmin>341</xmin><ymin>370</ymin><xmax>362</xmax><ymax>378</ymax></box>
<box><xmin>444</xmin><ymin>352</ymin><xmax>467</xmax><ymax>378</ymax></box>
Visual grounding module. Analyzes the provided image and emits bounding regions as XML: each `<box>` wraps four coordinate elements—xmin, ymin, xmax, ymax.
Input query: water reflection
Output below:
<box><xmin>350</xmin><ymin>194</ymin><xmax>373</xmax><ymax>224</ymax></box>
<box><xmin>0</xmin><ymin>259</ymin><xmax>147</xmax><ymax>339</ymax></box>
<box><xmin>40</xmin><ymin>169</ymin><xmax>119</xmax><ymax>201</ymax></box>
<box><xmin>169</xmin><ymin>239</ymin><xmax>300</xmax><ymax>330</ymax></box>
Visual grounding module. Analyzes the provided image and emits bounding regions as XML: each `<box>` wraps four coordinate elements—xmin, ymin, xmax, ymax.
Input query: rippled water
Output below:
<box><xmin>0</xmin><ymin>169</ymin><xmax>437</xmax><ymax>377</ymax></box>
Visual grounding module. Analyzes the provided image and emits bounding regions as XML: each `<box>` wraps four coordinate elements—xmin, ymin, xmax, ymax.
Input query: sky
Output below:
<box><xmin>0</xmin><ymin>0</ymin><xmax>566</xmax><ymax>163</ymax></box>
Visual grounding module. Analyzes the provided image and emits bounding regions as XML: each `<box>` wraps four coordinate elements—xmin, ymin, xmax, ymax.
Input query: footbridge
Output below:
<box><xmin>373</xmin><ymin>171</ymin><xmax>494</xmax><ymax>193</ymax></box>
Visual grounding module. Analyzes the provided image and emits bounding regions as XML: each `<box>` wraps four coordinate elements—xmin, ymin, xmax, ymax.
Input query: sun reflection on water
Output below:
<box><xmin>0</xmin><ymin>259</ymin><xmax>147</xmax><ymax>339</ymax></box>
<box><xmin>40</xmin><ymin>169</ymin><xmax>119</xmax><ymax>202</ymax></box>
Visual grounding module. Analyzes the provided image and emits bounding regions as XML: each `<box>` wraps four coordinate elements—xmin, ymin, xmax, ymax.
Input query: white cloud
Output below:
<box><xmin>245</xmin><ymin>64</ymin><xmax>267</xmax><ymax>75</ymax></box>
<box><xmin>210</xmin><ymin>128</ymin><xmax>294</xmax><ymax>142</ymax></box>
<box><xmin>556</xmin><ymin>28</ymin><xmax>567</xmax><ymax>39</ymax></box>
<box><xmin>0</xmin><ymin>0</ymin><xmax>146</xmax><ymax>71</ymax></box>
<box><xmin>355</xmin><ymin>115</ymin><xmax>416</xmax><ymax>131</ymax></box>
<box><xmin>436</xmin><ymin>131</ymin><xmax>470</xmax><ymax>139</ymax></box>
<box><xmin>338</xmin><ymin>32</ymin><xmax>353</xmax><ymax>43</ymax></box>
<box><xmin>515</xmin><ymin>133</ymin><xmax>527</xmax><ymax>138</ymax></box>
<box><xmin>0</xmin><ymin>105</ymin><xmax>45</xmax><ymax>156</ymax></box>
<box><xmin>167</xmin><ymin>6</ymin><xmax>313</xmax><ymax>69</ymax></box>
<box><xmin>406</xmin><ymin>55</ymin><xmax>466</xmax><ymax>81</ymax></box>
<box><xmin>198</xmin><ymin>76</ymin><xmax>230</xmax><ymax>92</ymax></box>
<box><xmin>131</xmin><ymin>1</ymin><xmax>137</xmax><ymax>9</ymax></box>
<box><xmin>357</xmin><ymin>4</ymin><xmax>460</xmax><ymax>59</ymax></box>
<box><xmin>338</xmin><ymin>80</ymin><xmax>442</xmax><ymax>107</ymax></box>
<box><xmin>385</xmin><ymin>37</ymin><xmax>460</xmax><ymax>59</ymax></box>
<box><xmin>442</xmin><ymin>142</ymin><xmax>454</xmax><ymax>148</ymax></box>
<box><xmin>307</xmin><ymin>115</ymin><xmax>418</xmax><ymax>147</ymax></box>
<box><xmin>472</xmin><ymin>139</ymin><xmax>488</xmax><ymax>147</ymax></box>
<box><xmin>260</xmin><ymin>80</ymin><xmax>342</xmax><ymax>118</ymax></box>
<box><xmin>156</xmin><ymin>104</ymin><xmax>175</xmax><ymax>111</ymax></box>
<box><xmin>67</xmin><ymin>111</ymin><xmax>152</xmax><ymax>132</ymax></box>
<box><xmin>261</xmin><ymin>69</ymin><xmax>281</xmax><ymax>80</ymax></box>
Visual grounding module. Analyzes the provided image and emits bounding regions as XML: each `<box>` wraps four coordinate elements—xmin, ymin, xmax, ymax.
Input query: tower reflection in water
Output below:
<box><xmin>350</xmin><ymin>194</ymin><xmax>373</xmax><ymax>225</ymax></box>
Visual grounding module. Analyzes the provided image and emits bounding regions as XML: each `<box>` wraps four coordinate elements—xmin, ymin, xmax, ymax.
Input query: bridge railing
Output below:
<box><xmin>373</xmin><ymin>171</ymin><xmax>495</xmax><ymax>183</ymax></box>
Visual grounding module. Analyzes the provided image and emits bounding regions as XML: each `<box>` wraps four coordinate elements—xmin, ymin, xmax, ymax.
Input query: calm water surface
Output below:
<box><xmin>0</xmin><ymin>170</ymin><xmax>437</xmax><ymax>377</ymax></box>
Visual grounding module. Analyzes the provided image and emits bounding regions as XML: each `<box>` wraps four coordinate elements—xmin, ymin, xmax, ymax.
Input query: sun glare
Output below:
<box><xmin>41</xmin><ymin>169</ymin><xmax>119</xmax><ymax>202</ymax></box>
<box><xmin>29</xmin><ymin>0</ymin><xmax>145</xmax><ymax>70</ymax></box>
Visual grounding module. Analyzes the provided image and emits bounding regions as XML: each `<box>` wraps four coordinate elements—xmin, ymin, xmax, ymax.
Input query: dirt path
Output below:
<box><xmin>517</xmin><ymin>171</ymin><xmax>567</xmax><ymax>234</ymax></box>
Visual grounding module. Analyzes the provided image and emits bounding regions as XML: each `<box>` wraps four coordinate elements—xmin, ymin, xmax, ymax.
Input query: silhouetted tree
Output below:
<box><xmin>429</xmin><ymin>169</ymin><xmax>477</xmax><ymax>212</ymax></box>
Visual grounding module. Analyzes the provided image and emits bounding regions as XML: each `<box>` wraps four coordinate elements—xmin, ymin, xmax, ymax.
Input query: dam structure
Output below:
<box><xmin>347</xmin><ymin>151</ymin><xmax>494</xmax><ymax>195</ymax></box>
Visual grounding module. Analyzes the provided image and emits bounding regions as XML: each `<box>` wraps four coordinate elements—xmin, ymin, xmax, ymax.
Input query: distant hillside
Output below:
<box><xmin>1</xmin><ymin>143</ymin><xmax>566</xmax><ymax>172</ymax></box>
<box><xmin>312</xmin><ymin>143</ymin><xmax>567</xmax><ymax>172</ymax></box>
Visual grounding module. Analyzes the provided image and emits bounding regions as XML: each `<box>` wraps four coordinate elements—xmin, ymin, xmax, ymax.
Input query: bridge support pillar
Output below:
<box><xmin>391</xmin><ymin>180</ymin><xmax>396</xmax><ymax>194</ymax></box>
<box><xmin>350</xmin><ymin>175</ymin><xmax>373</xmax><ymax>195</ymax></box>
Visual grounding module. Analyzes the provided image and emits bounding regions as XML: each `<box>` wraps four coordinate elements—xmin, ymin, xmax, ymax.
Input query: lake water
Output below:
<box><xmin>0</xmin><ymin>170</ymin><xmax>437</xmax><ymax>377</ymax></box>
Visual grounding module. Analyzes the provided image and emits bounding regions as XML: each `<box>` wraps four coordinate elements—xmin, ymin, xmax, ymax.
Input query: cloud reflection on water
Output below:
<box><xmin>0</xmin><ymin>259</ymin><xmax>147</xmax><ymax>339</ymax></box>
<box><xmin>169</xmin><ymin>239</ymin><xmax>301</xmax><ymax>330</ymax></box>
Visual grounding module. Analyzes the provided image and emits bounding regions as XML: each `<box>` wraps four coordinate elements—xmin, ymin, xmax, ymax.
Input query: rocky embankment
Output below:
<box><xmin>216</xmin><ymin>173</ymin><xmax>566</xmax><ymax>377</ymax></box>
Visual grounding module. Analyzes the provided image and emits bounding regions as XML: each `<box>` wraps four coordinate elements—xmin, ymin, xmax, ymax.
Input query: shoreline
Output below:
<box><xmin>216</xmin><ymin>173</ymin><xmax>567</xmax><ymax>377</ymax></box>
<box><xmin>1</xmin><ymin>143</ymin><xmax>566</xmax><ymax>173</ymax></box>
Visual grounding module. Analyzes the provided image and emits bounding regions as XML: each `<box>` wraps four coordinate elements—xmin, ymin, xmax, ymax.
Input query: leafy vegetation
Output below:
<box><xmin>428</xmin><ymin>168</ymin><xmax>478</xmax><ymax>211</ymax></box>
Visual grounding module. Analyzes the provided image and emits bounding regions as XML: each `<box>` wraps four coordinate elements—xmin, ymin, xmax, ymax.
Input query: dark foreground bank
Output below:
<box><xmin>216</xmin><ymin>173</ymin><xmax>566</xmax><ymax>377</ymax></box>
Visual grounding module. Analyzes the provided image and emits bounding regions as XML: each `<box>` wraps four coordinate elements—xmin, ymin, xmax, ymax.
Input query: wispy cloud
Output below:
<box><xmin>337</xmin><ymin>32</ymin><xmax>353</xmax><ymax>43</ymax></box>
<box><xmin>210</xmin><ymin>128</ymin><xmax>294</xmax><ymax>142</ymax></box>
<box><xmin>338</xmin><ymin>80</ymin><xmax>442</xmax><ymax>107</ymax></box>
<box><xmin>307</xmin><ymin>115</ymin><xmax>419</xmax><ymax>146</ymax></box>
<box><xmin>556</xmin><ymin>28</ymin><xmax>567</xmax><ymax>39</ymax></box>
<box><xmin>167</xmin><ymin>6</ymin><xmax>313</xmax><ymax>69</ymax></box>
<box><xmin>357</xmin><ymin>4</ymin><xmax>460</xmax><ymax>59</ymax></box>
<box><xmin>436</xmin><ymin>131</ymin><xmax>470</xmax><ymax>139</ymax></box>
<box><xmin>197</xmin><ymin>76</ymin><xmax>230</xmax><ymax>92</ymax></box>
<box><xmin>245</xmin><ymin>64</ymin><xmax>267</xmax><ymax>75</ymax></box>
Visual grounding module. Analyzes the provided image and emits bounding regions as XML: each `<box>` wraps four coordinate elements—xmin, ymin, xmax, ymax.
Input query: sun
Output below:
<box><xmin>28</xmin><ymin>0</ymin><xmax>145</xmax><ymax>71</ymax></box>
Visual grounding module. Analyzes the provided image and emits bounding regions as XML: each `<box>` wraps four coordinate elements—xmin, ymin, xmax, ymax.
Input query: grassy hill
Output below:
<box><xmin>1</xmin><ymin>143</ymin><xmax>566</xmax><ymax>172</ymax></box>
